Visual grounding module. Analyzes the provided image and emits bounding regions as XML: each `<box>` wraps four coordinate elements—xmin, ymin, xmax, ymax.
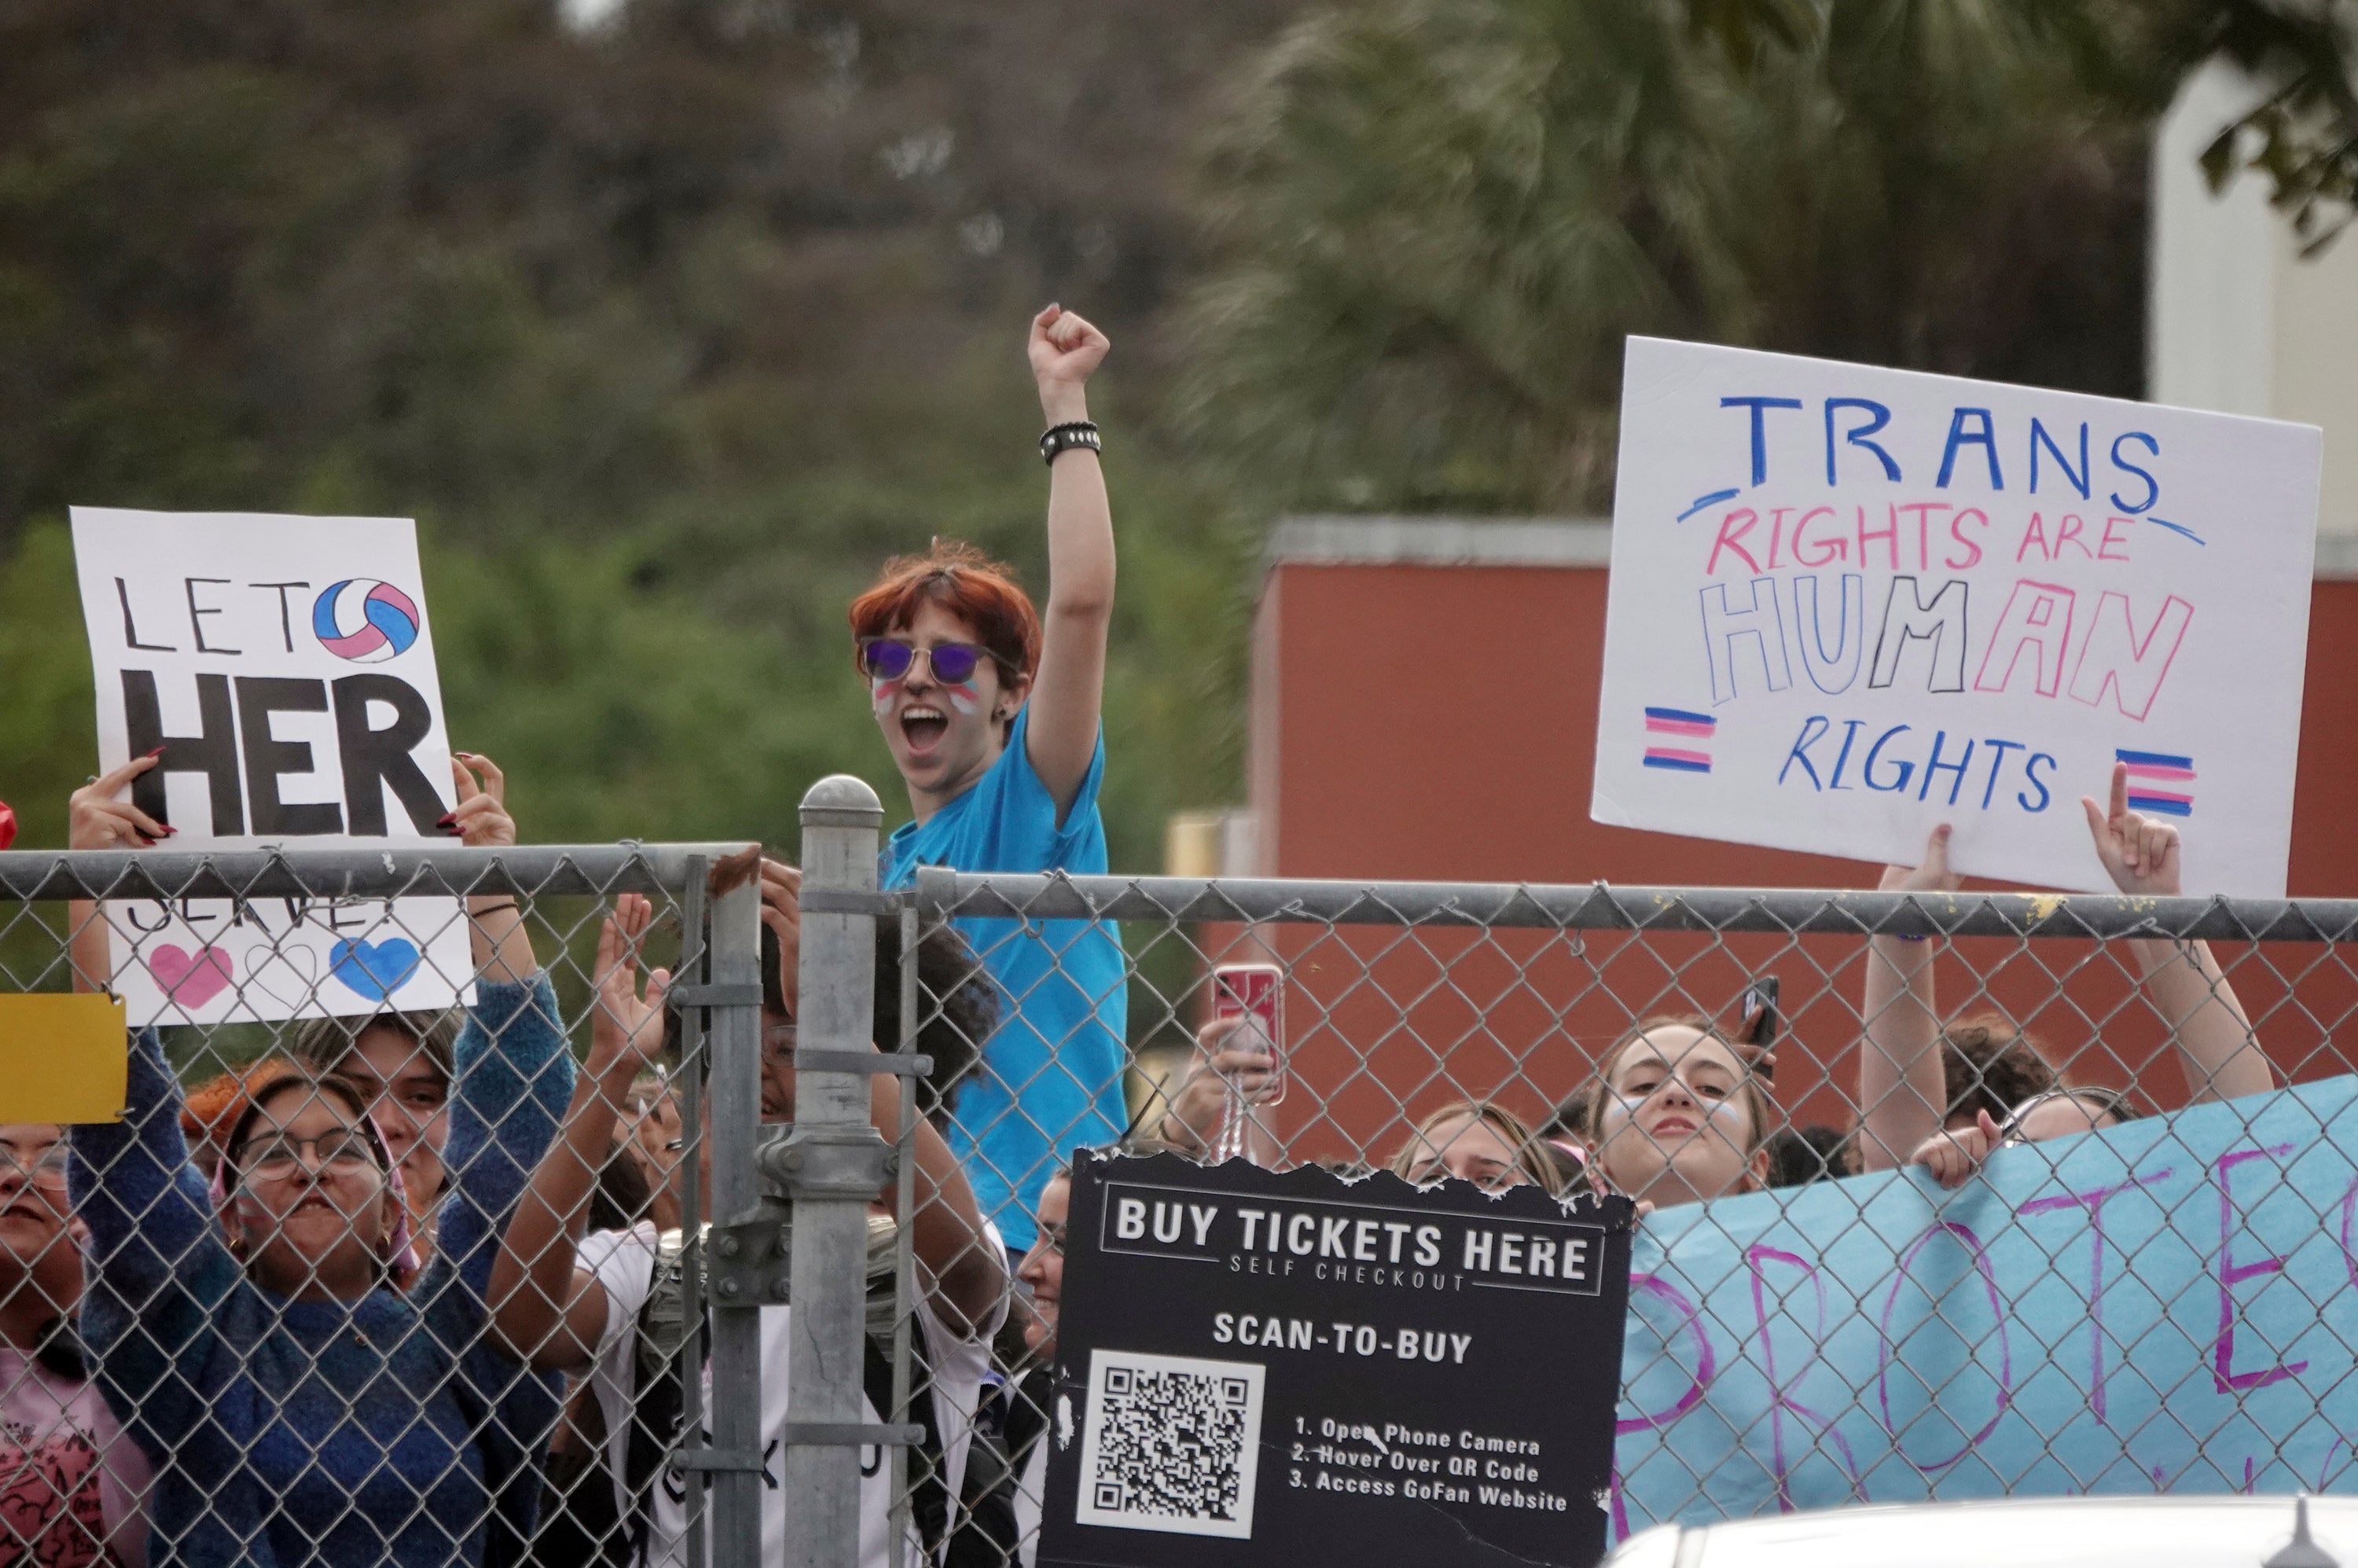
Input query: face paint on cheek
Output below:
<box><xmin>871</xmin><ymin>677</ymin><xmax>902</xmax><ymax>717</ymax></box>
<box><xmin>943</xmin><ymin>683</ymin><xmax>982</xmax><ymax>718</ymax></box>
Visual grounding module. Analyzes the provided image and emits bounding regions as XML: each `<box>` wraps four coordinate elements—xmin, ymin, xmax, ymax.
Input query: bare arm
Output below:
<box><xmin>64</xmin><ymin>756</ymin><xmax>169</xmax><ymax>993</ymax></box>
<box><xmin>1856</xmin><ymin>825</ymin><xmax>1957</xmax><ymax>1172</ymax></box>
<box><xmin>879</xmin><ymin>1070</ymin><xmax>1006</xmax><ymax>1338</ymax></box>
<box><xmin>487</xmin><ymin>896</ymin><xmax>670</xmax><ymax>1371</ymax></box>
<box><xmin>2081</xmin><ymin>766</ymin><xmax>2272</xmax><ymax>1103</ymax></box>
<box><xmin>1020</xmin><ymin>305</ymin><xmax>1115</xmax><ymax>819</ymax></box>
<box><xmin>450</xmin><ymin>753</ymin><xmax>538</xmax><ymax>985</ymax></box>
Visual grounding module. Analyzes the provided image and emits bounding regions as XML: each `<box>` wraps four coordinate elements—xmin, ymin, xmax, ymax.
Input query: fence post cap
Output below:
<box><xmin>799</xmin><ymin>774</ymin><xmax>883</xmax><ymax>828</ymax></box>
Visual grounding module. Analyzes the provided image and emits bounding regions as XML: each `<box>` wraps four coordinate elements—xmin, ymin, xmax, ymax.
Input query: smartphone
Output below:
<box><xmin>1740</xmin><ymin>975</ymin><xmax>1780</xmax><ymax>1083</ymax></box>
<box><xmin>1211</xmin><ymin>963</ymin><xmax>1287</xmax><ymax>1107</ymax></box>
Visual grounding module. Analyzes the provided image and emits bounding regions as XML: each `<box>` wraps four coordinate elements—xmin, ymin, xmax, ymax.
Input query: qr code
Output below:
<box><xmin>1074</xmin><ymin>1349</ymin><xmax>1265</xmax><ymax>1539</ymax></box>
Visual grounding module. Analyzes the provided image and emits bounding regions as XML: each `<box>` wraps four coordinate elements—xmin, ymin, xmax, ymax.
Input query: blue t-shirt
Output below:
<box><xmin>882</xmin><ymin>707</ymin><xmax>1128</xmax><ymax>1250</ymax></box>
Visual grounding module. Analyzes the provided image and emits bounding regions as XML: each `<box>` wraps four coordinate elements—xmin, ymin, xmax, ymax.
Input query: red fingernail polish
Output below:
<box><xmin>435</xmin><ymin>813</ymin><xmax>456</xmax><ymax>828</ymax></box>
<box><xmin>161</xmin><ymin>826</ymin><xmax>178</xmax><ymax>836</ymax></box>
<box><xmin>144</xmin><ymin>745</ymin><xmax>167</xmax><ymax>759</ymax></box>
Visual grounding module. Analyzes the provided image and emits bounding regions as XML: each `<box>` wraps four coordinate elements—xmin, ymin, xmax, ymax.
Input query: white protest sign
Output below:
<box><xmin>71</xmin><ymin>509</ymin><xmax>473</xmax><ymax>1024</ymax></box>
<box><xmin>1592</xmin><ymin>338</ymin><xmax>2321</xmax><ymax>897</ymax></box>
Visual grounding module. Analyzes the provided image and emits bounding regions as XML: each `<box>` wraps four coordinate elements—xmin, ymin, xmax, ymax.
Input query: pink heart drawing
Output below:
<box><xmin>148</xmin><ymin>944</ymin><xmax>234</xmax><ymax>1008</ymax></box>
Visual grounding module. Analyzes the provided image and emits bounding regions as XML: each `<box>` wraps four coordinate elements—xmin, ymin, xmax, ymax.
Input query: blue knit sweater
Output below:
<box><xmin>70</xmin><ymin>977</ymin><xmax>575</xmax><ymax>1567</ymax></box>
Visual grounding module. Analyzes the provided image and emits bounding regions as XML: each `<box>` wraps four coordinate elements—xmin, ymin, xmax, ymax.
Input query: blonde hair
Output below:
<box><xmin>1387</xmin><ymin>1100</ymin><xmax>1564</xmax><ymax>1195</ymax></box>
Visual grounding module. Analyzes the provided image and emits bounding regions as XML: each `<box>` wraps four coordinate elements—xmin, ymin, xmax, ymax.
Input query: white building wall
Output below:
<box><xmin>2152</xmin><ymin>62</ymin><xmax>2358</xmax><ymax>543</ymax></box>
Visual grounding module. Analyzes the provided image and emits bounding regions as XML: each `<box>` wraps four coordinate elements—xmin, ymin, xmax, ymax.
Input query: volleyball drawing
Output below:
<box><xmin>312</xmin><ymin>578</ymin><xmax>422</xmax><ymax>663</ymax></box>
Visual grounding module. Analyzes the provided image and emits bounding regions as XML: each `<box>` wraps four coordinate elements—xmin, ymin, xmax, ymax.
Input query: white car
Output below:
<box><xmin>1603</xmin><ymin>1495</ymin><xmax>2349</xmax><ymax>1568</ymax></box>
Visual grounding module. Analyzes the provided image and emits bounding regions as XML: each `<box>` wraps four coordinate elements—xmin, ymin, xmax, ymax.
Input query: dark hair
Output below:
<box><xmin>590</xmin><ymin>1139</ymin><xmax>655</xmax><ymax>1234</ymax></box>
<box><xmin>755</xmin><ymin>913</ymin><xmax>1001</xmax><ymax>1129</ymax></box>
<box><xmin>1941</xmin><ymin>1018</ymin><xmax>2059</xmax><ymax>1126</ymax></box>
<box><xmin>1764</xmin><ymin>1125</ymin><xmax>1856</xmax><ymax>1188</ymax></box>
<box><xmin>221</xmin><ymin>1073</ymin><xmax>392</xmax><ymax>1183</ymax></box>
<box><xmin>289</xmin><ymin>1010</ymin><xmax>462</xmax><ymax>1092</ymax></box>
<box><xmin>1542</xmin><ymin>1086</ymin><xmax>1592</xmax><ymax>1143</ymax></box>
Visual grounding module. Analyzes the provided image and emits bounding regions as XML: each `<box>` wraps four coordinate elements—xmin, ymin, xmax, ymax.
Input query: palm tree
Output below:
<box><xmin>1176</xmin><ymin>0</ymin><xmax>2353</xmax><ymax>515</ymax></box>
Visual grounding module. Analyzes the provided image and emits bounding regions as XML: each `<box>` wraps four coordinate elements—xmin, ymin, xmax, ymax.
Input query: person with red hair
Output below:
<box><xmin>848</xmin><ymin>303</ymin><xmax>1124</xmax><ymax>1258</ymax></box>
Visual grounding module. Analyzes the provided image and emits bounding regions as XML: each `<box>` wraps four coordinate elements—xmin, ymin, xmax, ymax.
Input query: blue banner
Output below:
<box><xmin>1615</xmin><ymin>1075</ymin><xmax>2358</xmax><ymax>1536</ymax></box>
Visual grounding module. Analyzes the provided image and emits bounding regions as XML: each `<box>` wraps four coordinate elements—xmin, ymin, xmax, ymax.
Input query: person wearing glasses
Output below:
<box><xmin>0</xmin><ymin>1122</ymin><xmax>150</xmax><ymax>1566</ymax></box>
<box><xmin>849</xmin><ymin>303</ymin><xmax>1125</xmax><ymax>1265</ymax></box>
<box><xmin>60</xmin><ymin>752</ymin><xmax>572</xmax><ymax>1566</ymax></box>
<box><xmin>1892</xmin><ymin>765</ymin><xmax>2275</xmax><ymax>1192</ymax></box>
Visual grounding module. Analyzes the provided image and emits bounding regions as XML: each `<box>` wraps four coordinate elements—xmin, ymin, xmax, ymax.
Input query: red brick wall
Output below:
<box><xmin>1242</xmin><ymin>563</ymin><xmax>2358</xmax><ymax>1162</ymax></box>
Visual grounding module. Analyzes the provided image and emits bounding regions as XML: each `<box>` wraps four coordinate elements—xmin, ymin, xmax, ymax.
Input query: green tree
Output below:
<box><xmin>1176</xmin><ymin>0</ymin><xmax>2354</xmax><ymax>514</ymax></box>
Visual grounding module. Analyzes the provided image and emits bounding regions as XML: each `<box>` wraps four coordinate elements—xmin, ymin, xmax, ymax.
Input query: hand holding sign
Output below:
<box><xmin>1879</xmin><ymin>821</ymin><xmax>1959</xmax><ymax>895</ymax></box>
<box><xmin>69</xmin><ymin>753</ymin><xmax>171</xmax><ymax>849</ymax></box>
<box><xmin>446</xmin><ymin>753</ymin><xmax>513</xmax><ymax>845</ymax></box>
<box><xmin>1911</xmin><ymin>1107</ymin><xmax>2003</xmax><ymax>1191</ymax></box>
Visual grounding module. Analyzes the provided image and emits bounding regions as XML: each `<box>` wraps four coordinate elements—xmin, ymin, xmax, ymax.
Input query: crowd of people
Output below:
<box><xmin>0</xmin><ymin>303</ymin><xmax>2283</xmax><ymax>1565</ymax></box>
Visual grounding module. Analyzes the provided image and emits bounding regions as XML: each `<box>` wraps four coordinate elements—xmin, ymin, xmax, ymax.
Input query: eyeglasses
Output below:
<box><xmin>858</xmin><ymin>638</ymin><xmax>992</xmax><ymax>686</ymax></box>
<box><xmin>232</xmin><ymin>1132</ymin><xmax>378</xmax><ymax>1177</ymax></box>
<box><xmin>761</xmin><ymin>1021</ymin><xmax>799</xmax><ymax>1064</ymax></box>
<box><xmin>0</xmin><ymin>1146</ymin><xmax>70</xmax><ymax>1188</ymax></box>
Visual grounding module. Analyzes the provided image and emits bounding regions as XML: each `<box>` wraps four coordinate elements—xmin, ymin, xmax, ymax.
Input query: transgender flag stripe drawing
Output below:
<box><xmin>2117</xmin><ymin>748</ymin><xmax>2195</xmax><ymax>817</ymax></box>
<box><xmin>1645</xmin><ymin>707</ymin><xmax>1715</xmax><ymax>773</ymax></box>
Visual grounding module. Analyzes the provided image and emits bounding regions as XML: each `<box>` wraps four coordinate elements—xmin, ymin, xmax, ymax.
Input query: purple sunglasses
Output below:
<box><xmin>859</xmin><ymin>638</ymin><xmax>994</xmax><ymax>685</ymax></box>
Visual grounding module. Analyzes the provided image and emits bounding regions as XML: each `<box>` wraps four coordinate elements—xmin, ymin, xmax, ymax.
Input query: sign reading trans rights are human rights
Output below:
<box><xmin>1591</xmin><ymin>337</ymin><xmax>2322</xmax><ymax>896</ymax></box>
<box><xmin>1039</xmin><ymin>1155</ymin><xmax>1634</xmax><ymax>1568</ymax></box>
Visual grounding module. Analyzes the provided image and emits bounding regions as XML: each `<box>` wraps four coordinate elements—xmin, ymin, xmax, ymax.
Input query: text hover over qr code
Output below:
<box><xmin>1074</xmin><ymin>1349</ymin><xmax>1266</xmax><ymax>1539</ymax></box>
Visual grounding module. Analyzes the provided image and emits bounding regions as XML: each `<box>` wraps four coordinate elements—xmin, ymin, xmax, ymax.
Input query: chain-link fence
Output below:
<box><xmin>856</xmin><ymin>825</ymin><xmax>2358</xmax><ymax>1566</ymax></box>
<box><xmin>1</xmin><ymin>798</ymin><xmax>2353</xmax><ymax>1568</ymax></box>
<box><xmin>0</xmin><ymin>839</ymin><xmax>769</xmax><ymax>1568</ymax></box>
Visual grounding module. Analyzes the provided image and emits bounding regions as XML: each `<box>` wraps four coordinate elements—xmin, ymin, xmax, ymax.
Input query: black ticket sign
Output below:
<box><xmin>1039</xmin><ymin>1152</ymin><xmax>1635</xmax><ymax>1568</ymax></box>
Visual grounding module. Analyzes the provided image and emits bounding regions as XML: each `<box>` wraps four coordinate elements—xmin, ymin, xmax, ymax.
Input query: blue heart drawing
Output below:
<box><xmin>329</xmin><ymin>938</ymin><xmax>423</xmax><ymax>1000</ymax></box>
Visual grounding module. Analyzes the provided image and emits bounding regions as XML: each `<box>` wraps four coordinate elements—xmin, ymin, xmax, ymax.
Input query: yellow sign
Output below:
<box><xmin>0</xmin><ymin>994</ymin><xmax>129</xmax><ymax>1123</ymax></box>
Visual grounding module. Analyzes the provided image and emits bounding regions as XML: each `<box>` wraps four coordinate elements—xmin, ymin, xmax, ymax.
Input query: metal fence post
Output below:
<box><xmin>703</xmin><ymin>854</ymin><xmax>767</xmax><ymax>1568</ymax></box>
<box><xmin>782</xmin><ymin>775</ymin><xmax>892</xmax><ymax>1568</ymax></box>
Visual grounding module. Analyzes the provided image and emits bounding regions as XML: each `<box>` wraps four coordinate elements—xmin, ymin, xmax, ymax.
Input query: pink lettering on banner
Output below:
<box><xmin>1875</xmin><ymin>1221</ymin><xmax>2013</xmax><ymax>1471</ymax></box>
<box><xmin>2065</xmin><ymin>590</ymin><xmax>2194</xmax><ymax>721</ymax></box>
<box><xmin>2019</xmin><ymin>1168</ymin><xmax>2173</xmax><ymax>1423</ymax></box>
<box><xmin>1746</xmin><ymin>1244</ymin><xmax>1863</xmax><ymax>1510</ymax></box>
<box><xmin>2213</xmin><ymin>1145</ymin><xmax>2308</xmax><ymax>1393</ymax></box>
<box><xmin>1973</xmin><ymin>579</ymin><xmax>2077</xmax><ymax>699</ymax></box>
<box><xmin>1708</xmin><ymin>509</ymin><xmax>1762</xmax><ymax>575</ymax></box>
<box><xmin>1618</xmin><ymin>1272</ymin><xmax>1717</xmax><ymax>1434</ymax></box>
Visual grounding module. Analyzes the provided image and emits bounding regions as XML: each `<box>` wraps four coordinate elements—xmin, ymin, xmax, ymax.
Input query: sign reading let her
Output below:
<box><xmin>1591</xmin><ymin>337</ymin><xmax>2322</xmax><ymax>896</ymax></box>
<box><xmin>70</xmin><ymin>508</ymin><xmax>472</xmax><ymax>1026</ymax></box>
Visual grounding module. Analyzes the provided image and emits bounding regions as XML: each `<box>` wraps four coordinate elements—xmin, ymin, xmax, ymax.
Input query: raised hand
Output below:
<box><xmin>1911</xmin><ymin>1108</ymin><xmax>2002</xmax><ymax>1191</ymax></box>
<box><xmin>757</xmin><ymin>857</ymin><xmax>800</xmax><ymax>1016</ymax></box>
<box><xmin>1029</xmin><ymin>304</ymin><xmax>1110</xmax><ymax>418</ymax></box>
<box><xmin>1160</xmin><ymin>1014</ymin><xmax>1280</xmax><ymax>1152</ymax></box>
<box><xmin>2081</xmin><ymin>762</ymin><xmax>2181</xmax><ymax>897</ymax></box>
<box><xmin>446</xmin><ymin>754</ymin><xmax>515</xmax><ymax>847</ymax></box>
<box><xmin>69</xmin><ymin>752</ymin><xmax>171</xmax><ymax>850</ymax></box>
<box><xmin>1878</xmin><ymin>822</ymin><xmax>1959</xmax><ymax>895</ymax></box>
<box><xmin>590</xmin><ymin>894</ymin><xmax>671</xmax><ymax>1079</ymax></box>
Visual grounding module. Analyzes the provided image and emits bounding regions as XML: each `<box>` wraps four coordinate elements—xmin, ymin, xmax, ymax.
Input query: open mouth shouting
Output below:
<box><xmin>900</xmin><ymin>703</ymin><xmax>949</xmax><ymax>756</ymax></box>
